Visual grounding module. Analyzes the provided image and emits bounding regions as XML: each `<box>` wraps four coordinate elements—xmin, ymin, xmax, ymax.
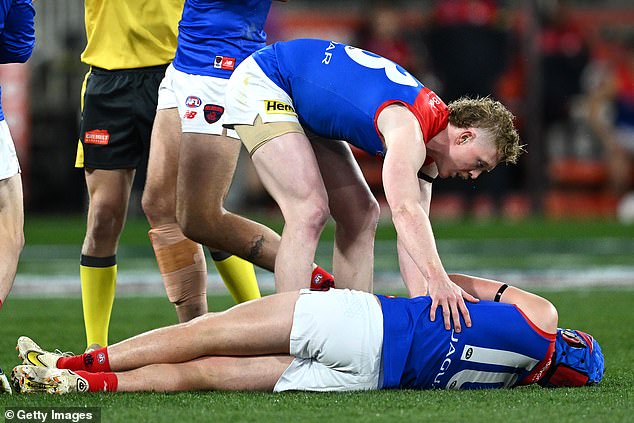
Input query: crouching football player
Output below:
<box><xmin>11</xmin><ymin>274</ymin><xmax>603</xmax><ymax>393</ymax></box>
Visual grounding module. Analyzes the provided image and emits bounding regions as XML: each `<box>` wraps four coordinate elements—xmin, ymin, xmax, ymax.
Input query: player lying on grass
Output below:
<box><xmin>9</xmin><ymin>274</ymin><xmax>603</xmax><ymax>394</ymax></box>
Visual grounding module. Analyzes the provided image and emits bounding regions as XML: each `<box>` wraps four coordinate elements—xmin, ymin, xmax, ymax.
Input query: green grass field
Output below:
<box><xmin>0</xmin><ymin>290</ymin><xmax>632</xmax><ymax>422</ymax></box>
<box><xmin>1</xmin><ymin>215</ymin><xmax>633</xmax><ymax>422</ymax></box>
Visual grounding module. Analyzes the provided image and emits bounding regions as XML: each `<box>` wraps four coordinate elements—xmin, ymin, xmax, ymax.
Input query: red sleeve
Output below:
<box><xmin>373</xmin><ymin>87</ymin><xmax>448</xmax><ymax>164</ymax></box>
<box><xmin>410</xmin><ymin>88</ymin><xmax>448</xmax><ymax>165</ymax></box>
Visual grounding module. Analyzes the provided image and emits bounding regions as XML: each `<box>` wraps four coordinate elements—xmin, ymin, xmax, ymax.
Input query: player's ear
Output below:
<box><xmin>456</xmin><ymin>129</ymin><xmax>474</xmax><ymax>145</ymax></box>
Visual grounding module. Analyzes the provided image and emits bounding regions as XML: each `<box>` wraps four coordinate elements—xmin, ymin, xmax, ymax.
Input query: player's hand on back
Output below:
<box><xmin>428</xmin><ymin>276</ymin><xmax>479</xmax><ymax>332</ymax></box>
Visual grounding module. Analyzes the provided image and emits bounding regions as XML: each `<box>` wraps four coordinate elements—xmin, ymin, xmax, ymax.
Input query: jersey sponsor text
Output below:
<box><xmin>84</xmin><ymin>129</ymin><xmax>110</xmax><ymax>145</ymax></box>
<box><xmin>264</xmin><ymin>100</ymin><xmax>296</xmax><ymax>116</ymax></box>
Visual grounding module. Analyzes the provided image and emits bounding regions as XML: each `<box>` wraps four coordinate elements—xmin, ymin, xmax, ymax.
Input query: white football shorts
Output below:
<box><xmin>224</xmin><ymin>55</ymin><xmax>300</xmax><ymax>128</ymax></box>
<box><xmin>0</xmin><ymin>120</ymin><xmax>20</xmax><ymax>180</ymax></box>
<box><xmin>274</xmin><ymin>289</ymin><xmax>383</xmax><ymax>392</ymax></box>
<box><xmin>157</xmin><ymin>64</ymin><xmax>238</xmax><ymax>138</ymax></box>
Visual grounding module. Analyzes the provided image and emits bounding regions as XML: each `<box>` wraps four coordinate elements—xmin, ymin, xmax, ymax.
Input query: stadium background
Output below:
<box><xmin>0</xmin><ymin>1</ymin><xmax>632</xmax><ymax>421</ymax></box>
<box><xmin>3</xmin><ymin>0</ymin><xmax>631</xmax><ymax>296</ymax></box>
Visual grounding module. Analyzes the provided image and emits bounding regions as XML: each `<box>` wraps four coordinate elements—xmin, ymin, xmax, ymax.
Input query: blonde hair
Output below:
<box><xmin>447</xmin><ymin>97</ymin><xmax>525</xmax><ymax>164</ymax></box>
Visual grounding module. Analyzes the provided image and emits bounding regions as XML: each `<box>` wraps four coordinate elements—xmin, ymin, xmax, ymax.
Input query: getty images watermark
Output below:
<box><xmin>4</xmin><ymin>407</ymin><xmax>100</xmax><ymax>423</ymax></box>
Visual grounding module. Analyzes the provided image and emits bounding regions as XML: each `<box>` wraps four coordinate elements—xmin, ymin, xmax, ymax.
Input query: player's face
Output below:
<box><xmin>438</xmin><ymin>130</ymin><xmax>498</xmax><ymax>180</ymax></box>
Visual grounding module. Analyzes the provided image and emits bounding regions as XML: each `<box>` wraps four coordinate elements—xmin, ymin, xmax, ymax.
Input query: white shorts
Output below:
<box><xmin>0</xmin><ymin>120</ymin><xmax>20</xmax><ymax>180</ymax></box>
<box><xmin>224</xmin><ymin>55</ymin><xmax>300</xmax><ymax>128</ymax></box>
<box><xmin>156</xmin><ymin>64</ymin><xmax>238</xmax><ymax>138</ymax></box>
<box><xmin>274</xmin><ymin>289</ymin><xmax>383</xmax><ymax>392</ymax></box>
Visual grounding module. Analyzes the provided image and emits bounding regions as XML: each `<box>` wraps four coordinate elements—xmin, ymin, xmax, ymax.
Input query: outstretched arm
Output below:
<box><xmin>379</xmin><ymin>104</ymin><xmax>477</xmax><ymax>332</ymax></box>
<box><xmin>448</xmin><ymin>273</ymin><xmax>558</xmax><ymax>334</ymax></box>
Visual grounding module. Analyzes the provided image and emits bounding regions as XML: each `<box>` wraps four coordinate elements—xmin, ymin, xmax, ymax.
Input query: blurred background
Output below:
<box><xmin>4</xmin><ymin>0</ymin><xmax>633</xmax><ymax>221</ymax></box>
<box><xmin>3</xmin><ymin>0</ymin><xmax>634</xmax><ymax>297</ymax></box>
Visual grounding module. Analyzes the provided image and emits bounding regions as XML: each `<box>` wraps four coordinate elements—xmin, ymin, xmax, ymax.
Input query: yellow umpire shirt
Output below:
<box><xmin>81</xmin><ymin>0</ymin><xmax>184</xmax><ymax>70</ymax></box>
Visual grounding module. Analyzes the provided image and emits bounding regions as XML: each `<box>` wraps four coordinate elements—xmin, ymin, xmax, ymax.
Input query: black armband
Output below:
<box><xmin>494</xmin><ymin>284</ymin><xmax>509</xmax><ymax>302</ymax></box>
<box><xmin>417</xmin><ymin>170</ymin><xmax>436</xmax><ymax>183</ymax></box>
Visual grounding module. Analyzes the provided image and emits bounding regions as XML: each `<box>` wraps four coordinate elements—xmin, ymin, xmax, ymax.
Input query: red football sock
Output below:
<box><xmin>311</xmin><ymin>266</ymin><xmax>335</xmax><ymax>291</ymax></box>
<box><xmin>57</xmin><ymin>348</ymin><xmax>111</xmax><ymax>372</ymax></box>
<box><xmin>0</xmin><ymin>299</ymin><xmax>3</xmax><ymax>311</ymax></box>
<box><xmin>76</xmin><ymin>371</ymin><xmax>118</xmax><ymax>392</ymax></box>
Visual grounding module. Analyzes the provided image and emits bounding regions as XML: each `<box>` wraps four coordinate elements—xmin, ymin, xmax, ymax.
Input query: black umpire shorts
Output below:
<box><xmin>76</xmin><ymin>64</ymin><xmax>168</xmax><ymax>170</ymax></box>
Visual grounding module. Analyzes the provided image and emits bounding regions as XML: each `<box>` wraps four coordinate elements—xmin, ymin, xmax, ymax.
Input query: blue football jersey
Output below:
<box><xmin>173</xmin><ymin>0</ymin><xmax>271</xmax><ymax>78</ymax></box>
<box><xmin>253</xmin><ymin>38</ymin><xmax>448</xmax><ymax>157</ymax></box>
<box><xmin>377</xmin><ymin>295</ymin><xmax>556</xmax><ymax>390</ymax></box>
<box><xmin>0</xmin><ymin>0</ymin><xmax>35</xmax><ymax>121</ymax></box>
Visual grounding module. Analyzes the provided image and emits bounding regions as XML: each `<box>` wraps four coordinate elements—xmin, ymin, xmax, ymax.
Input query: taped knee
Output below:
<box><xmin>149</xmin><ymin>224</ymin><xmax>207</xmax><ymax>305</ymax></box>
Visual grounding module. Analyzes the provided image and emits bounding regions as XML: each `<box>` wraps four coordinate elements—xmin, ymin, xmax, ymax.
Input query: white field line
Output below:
<box><xmin>13</xmin><ymin>238</ymin><xmax>634</xmax><ymax>297</ymax></box>
<box><xmin>12</xmin><ymin>266</ymin><xmax>634</xmax><ymax>298</ymax></box>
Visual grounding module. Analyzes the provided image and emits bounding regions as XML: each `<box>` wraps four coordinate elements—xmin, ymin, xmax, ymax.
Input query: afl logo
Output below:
<box><xmin>185</xmin><ymin>96</ymin><xmax>202</xmax><ymax>108</ymax></box>
<box><xmin>465</xmin><ymin>347</ymin><xmax>473</xmax><ymax>359</ymax></box>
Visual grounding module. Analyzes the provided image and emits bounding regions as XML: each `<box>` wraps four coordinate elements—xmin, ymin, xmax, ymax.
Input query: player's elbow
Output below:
<box><xmin>514</xmin><ymin>290</ymin><xmax>559</xmax><ymax>335</ymax></box>
<box><xmin>389</xmin><ymin>201</ymin><xmax>419</xmax><ymax>224</ymax></box>
<box><xmin>536</xmin><ymin>297</ymin><xmax>559</xmax><ymax>334</ymax></box>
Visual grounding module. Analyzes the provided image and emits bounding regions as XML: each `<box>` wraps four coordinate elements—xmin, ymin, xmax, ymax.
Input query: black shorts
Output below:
<box><xmin>77</xmin><ymin>65</ymin><xmax>168</xmax><ymax>169</ymax></box>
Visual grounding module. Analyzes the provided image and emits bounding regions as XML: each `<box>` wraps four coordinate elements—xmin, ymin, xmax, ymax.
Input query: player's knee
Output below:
<box><xmin>363</xmin><ymin>195</ymin><xmax>381</xmax><ymax>229</ymax></box>
<box><xmin>283</xmin><ymin>204</ymin><xmax>329</xmax><ymax>243</ymax></box>
<box><xmin>334</xmin><ymin>194</ymin><xmax>380</xmax><ymax>235</ymax></box>
<box><xmin>87</xmin><ymin>204</ymin><xmax>126</xmax><ymax>239</ymax></box>
<box><xmin>177</xmin><ymin>208</ymin><xmax>220</xmax><ymax>245</ymax></box>
<box><xmin>142</xmin><ymin>188</ymin><xmax>172</xmax><ymax>225</ymax></box>
<box><xmin>302</xmin><ymin>202</ymin><xmax>331</xmax><ymax>236</ymax></box>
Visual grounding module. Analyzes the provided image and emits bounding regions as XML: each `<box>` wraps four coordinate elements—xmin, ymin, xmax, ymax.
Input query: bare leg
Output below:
<box><xmin>0</xmin><ymin>174</ymin><xmax>24</xmax><ymax>303</ymax></box>
<box><xmin>143</xmin><ymin>108</ymin><xmax>207</xmax><ymax>322</ymax></box>
<box><xmin>116</xmin><ymin>355</ymin><xmax>294</xmax><ymax>392</ymax></box>
<box><xmin>143</xmin><ymin>108</ymin><xmax>182</xmax><ymax>230</ymax></box>
<box><xmin>312</xmin><ymin>137</ymin><xmax>379</xmax><ymax>292</ymax></box>
<box><xmin>80</xmin><ymin>168</ymin><xmax>134</xmax><ymax>348</ymax></box>
<box><xmin>82</xmin><ymin>169</ymin><xmax>135</xmax><ymax>256</ymax></box>
<box><xmin>251</xmin><ymin>133</ymin><xmax>330</xmax><ymax>292</ymax></box>
<box><xmin>177</xmin><ymin>132</ymin><xmax>282</xmax><ymax>270</ymax></box>
<box><xmin>107</xmin><ymin>291</ymin><xmax>299</xmax><ymax>371</ymax></box>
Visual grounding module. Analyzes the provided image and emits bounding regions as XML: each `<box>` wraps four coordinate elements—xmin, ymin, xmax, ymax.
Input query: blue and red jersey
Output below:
<box><xmin>0</xmin><ymin>0</ymin><xmax>35</xmax><ymax>121</ymax></box>
<box><xmin>173</xmin><ymin>0</ymin><xmax>271</xmax><ymax>78</ymax></box>
<box><xmin>377</xmin><ymin>295</ymin><xmax>556</xmax><ymax>390</ymax></box>
<box><xmin>252</xmin><ymin>38</ymin><xmax>448</xmax><ymax>158</ymax></box>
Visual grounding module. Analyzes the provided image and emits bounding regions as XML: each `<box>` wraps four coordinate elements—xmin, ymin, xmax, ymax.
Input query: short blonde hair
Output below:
<box><xmin>447</xmin><ymin>97</ymin><xmax>524</xmax><ymax>164</ymax></box>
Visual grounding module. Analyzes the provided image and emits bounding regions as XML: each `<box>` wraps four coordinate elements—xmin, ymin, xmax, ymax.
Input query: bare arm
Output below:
<box><xmin>396</xmin><ymin>172</ymin><xmax>434</xmax><ymax>292</ymax></box>
<box><xmin>378</xmin><ymin>104</ymin><xmax>477</xmax><ymax>332</ymax></box>
<box><xmin>448</xmin><ymin>273</ymin><xmax>558</xmax><ymax>334</ymax></box>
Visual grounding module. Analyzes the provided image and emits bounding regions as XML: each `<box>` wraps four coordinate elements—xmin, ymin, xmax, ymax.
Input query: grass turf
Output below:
<box><xmin>23</xmin><ymin>213</ymin><xmax>634</xmax><ymax>245</ymax></box>
<box><xmin>0</xmin><ymin>288</ymin><xmax>632</xmax><ymax>422</ymax></box>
